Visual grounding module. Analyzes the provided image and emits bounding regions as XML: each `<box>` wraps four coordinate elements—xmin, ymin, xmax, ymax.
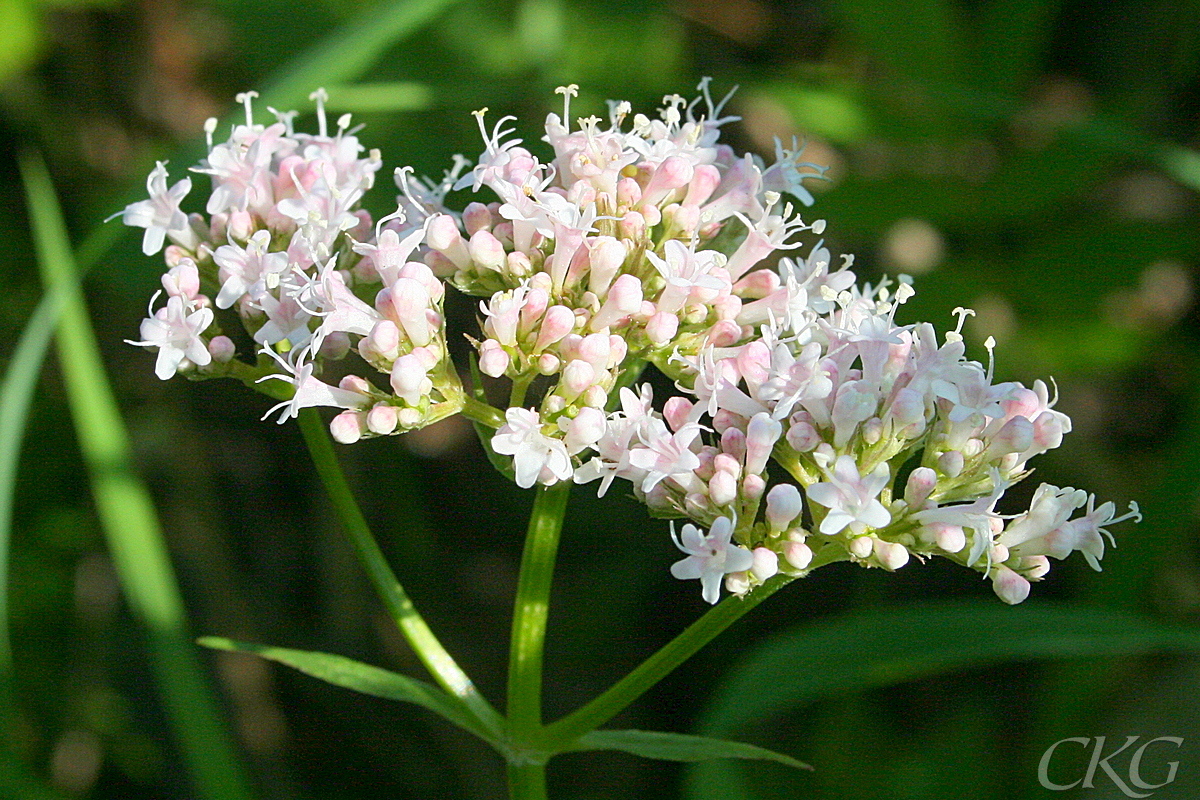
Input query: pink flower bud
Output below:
<box><xmin>506</xmin><ymin>250</ymin><xmax>532</xmax><ymax>279</ymax></box>
<box><xmin>732</xmin><ymin>268</ymin><xmax>780</xmax><ymax>299</ymax></box>
<box><xmin>1031</xmin><ymin>411</ymin><xmax>1065</xmax><ymax>451</ymax></box>
<box><xmin>848</xmin><ymin>536</ymin><xmax>874</xmax><ymax>558</ymax></box>
<box><xmin>785</xmin><ymin>420</ymin><xmax>821</xmax><ymax>452</ymax></box>
<box><xmin>561</xmin><ymin>359</ymin><xmax>595</xmax><ymax>396</ymax></box>
<box><xmin>618</xmin><ymin>210</ymin><xmax>646</xmax><ymax>240</ymax></box>
<box><xmin>1023</xmin><ymin>555</ymin><xmax>1051</xmax><ymax>579</ymax></box>
<box><xmin>390</xmin><ymin>353</ymin><xmax>429</xmax><ymax>405</ymax></box>
<box><xmin>368</xmin><ymin>320</ymin><xmax>402</xmax><ymax>361</ymax></box>
<box><xmin>873</xmin><ymin>539</ymin><xmax>910</xmax><ymax>571</ymax></box>
<box><xmin>462</xmin><ymin>202</ymin><xmax>493</xmax><ymax>235</ymax></box>
<box><xmin>708</xmin><ymin>470</ymin><xmax>737</xmax><ymax>506</ymax></box>
<box><xmin>208</xmin><ymin>335</ymin><xmax>235</xmax><ymax>363</ymax></box>
<box><xmin>642</xmin><ymin>155</ymin><xmax>694</xmax><ymax>206</ymax></box>
<box><xmin>590</xmin><ymin>274</ymin><xmax>643</xmax><ymax>331</ymax></box>
<box><xmin>713</xmin><ymin>409</ymin><xmax>745</xmax><ymax>435</ymax></box>
<box><xmin>519</xmin><ymin>287</ymin><xmax>550</xmax><ymax>335</ymax></box>
<box><xmin>990</xmin><ymin>544</ymin><xmax>1010</xmax><ymax>564</ymax></box>
<box><xmin>720</xmin><ymin>426</ymin><xmax>747</xmax><ymax>463</ymax></box>
<box><xmin>725</xmin><ymin>571</ymin><xmax>751</xmax><ymax>595</ymax></box>
<box><xmin>330</xmin><ymin>410</ymin><xmax>365</xmax><ymax>444</ymax></box>
<box><xmin>751</xmin><ymin>547</ymin><xmax>779</xmax><ymax>582</ymax></box>
<box><xmin>707</xmin><ymin>320</ymin><xmax>742</xmax><ymax>347</ymax></box>
<box><xmin>319</xmin><ymin>331</ymin><xmax>351</xmax><ymax>360</ymax></box>
<box><xmin>425</xmin><ymin>214</ymin><xmax>470</xmax><ymax>268</ymax></box>
<box><xmin>638</xmin><ymin>310</ymin><xmax>674</xmax><ymax>345</ymax></box>
<box><xmin>745</xmin><ymin>413</ymin><xmax>782</xmax><ymax>474</ymax></box>
<box><xmin>663</xmin><ymin>397</ymin><xmax>694</xmax><ymax>432</ymax></box>
<box><xmin>905</xmin><ymin>467</ymin><xmax>938</xmax><ymax>507</ymax></box>
<box><xmin>783</xmin><ymin>541</ymin><xmax>812</xmax><ymax>570</ymax></box>
<box><xmin>991</xmin><ymin>565</ymin><xmax>1031</xmax><ymax>605</ymax></box>
<box><xmin>683</xmin><ymin>164</ymin><xmax>721</xmax><ymax>208</ymax></box>
<box><xmin>535</xmin><ymin>305</ymin><xmax>576</xmax><ymax>351</ymax></box>
<box><xmin>938</xmin><ymin>450</ymin><xmax>964</xmax><ymax>478</ymax></box>
<box><xmin>163</xmin><ymin>262</ymin><xmax>201</xmax><ymax>298</ymax></box>
<box><xmin>616</xmin><ymin>176</ymin><xmax>642</xmax><ymax>207</ymax></box>
<box><xmin>390</xmin><ymin>278</ymin><xmax>433</xmax><ymax>347</ymax></box>
<box><xmin>766</xmin><ymin>484</ymin><xmax>803</xmax><ymax>532</ymax></box>
<box><xmin>537</xmin><ymin>352</ymin><xmax>560</xmax><ymax>375</ymax></box>
<box><xmin>424</xmin><ymin>249</ymin><xmax>457</xmax><ymax>278</ymax></box>
<box><xmin>564</xmin><ymin>407</ymin><xmax>606</xmax><ymax>452</ymax></box>
<box><xmin>543</xmin><ymin>394</ymin><xmax>567</xmax><ymax>415</ymax></box>
<box><xmin>713</xmin><ymin>453</ymin><xmax>741</xmax><ymax>478</ymax></box>
<box><xmin>742</xmin><ymin>474</ymin><xmax>765</xmax><ymax>500</ymax></box>
<box><xmin>578</xmin><ymin>332</ymin><xmax>612</xmax><ymax>368</ymax></box>
<box><xmin>861</xmin><ymin>417</ymin><xmax>883</xmax><ymax>445</ymax></box>
<box><xmin>583</xmin><ymin>385</ymin><xmax>608</xmax><ymax>408</ymax></box>
<box><xmin>608</xmin><ymin>335</ymin><xmax>627</xmax><ymax>367</ymax></box>
<box><xmin>478</xmin><ymin>340</ymin><xmax>510</xmax><ymax>378</ymax></box>
<box><xmin>986</xmin><ymin>416</ymin><xmax>1035</xmax><ymax>459</ymax></box>
<box><xmin>340</xmin><ymin>375</ymin><xmax>373</xmax><ymax>394</ymax></box>
<box><xmin>367</xmin><ymin>404</ymin><xmax>399</xmax><ymax>435</ymax></box>
<box><xmin>468</xmin><ymin>229</ymin><xmax>506</xmax><ymax>272</ymax></box>
<box><xmin>931</xmin><ymin>523</ymin><xmax>966</xmax><ymax>553</ymax></box>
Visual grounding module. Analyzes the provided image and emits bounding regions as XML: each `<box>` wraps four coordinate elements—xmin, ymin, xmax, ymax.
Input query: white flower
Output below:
<box><xmin>670</xmin><ymin>516</ymin><xmax>755</xmax><ymax>604</ymax></box>
<box><xmin>492</xmin><ymin>408</ymin><xmax>573</xmax><ymax>488</ymax></box>
<box><xmin>118</xmin><ymin>162</ymin><xmax>194</xmax><ymax>256</ymax></box>
<box><xmin>126</xmin><ymin>293</ymin><xmax>213</xmax><ymax>379</ymax></box>
<box><xmin>806</xmin><ymin>455</ymin><xmax>891</xmax><ymax>536</ymax></box>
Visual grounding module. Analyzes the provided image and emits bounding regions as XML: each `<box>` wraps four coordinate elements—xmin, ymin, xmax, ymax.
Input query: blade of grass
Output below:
<box><xmin>19</xmin><ymin>150</ymin><xmax>254</xmax><ymax>800</ymax></box>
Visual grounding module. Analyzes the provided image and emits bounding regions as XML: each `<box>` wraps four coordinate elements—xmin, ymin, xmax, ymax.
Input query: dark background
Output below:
<box><xmin>2</xmin><ymin>0</ymin><xmax>1199</xmax><ymax>797</ymax></box>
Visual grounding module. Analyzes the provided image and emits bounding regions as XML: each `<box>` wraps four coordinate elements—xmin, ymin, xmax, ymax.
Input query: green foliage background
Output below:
<box><xmin>2</xmin><ymin>0</ymin><xmax>1200</xmax><ymax>797</ymax></box>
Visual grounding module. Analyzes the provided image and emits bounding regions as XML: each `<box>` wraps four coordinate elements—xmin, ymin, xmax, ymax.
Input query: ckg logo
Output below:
<box><xmin>1038</xmin><ymin>736</ymin><xmax>1184</xmax><ymax>798</ymax></box>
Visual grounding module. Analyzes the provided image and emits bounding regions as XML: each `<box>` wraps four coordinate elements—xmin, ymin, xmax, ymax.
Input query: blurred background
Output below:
<box><xmin>2</xmin><ymin>0</ymin><xmax>1200</xmax><ymax>797</ymax></box>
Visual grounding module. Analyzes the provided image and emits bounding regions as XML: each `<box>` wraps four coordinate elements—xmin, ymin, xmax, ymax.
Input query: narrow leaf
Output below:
<box><xmin>571</xmin><ymin>729</ymin><xmax>810</xmax><ymax>770</ymax></box>
<box><xmin>199</xmin><ymin>637</ymin><xmax>500</xmax><ymax>748</ymax></box>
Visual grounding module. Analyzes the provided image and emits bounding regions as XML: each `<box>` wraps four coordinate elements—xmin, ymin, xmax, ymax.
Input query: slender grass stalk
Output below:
<box><xmin>505</xmin><ymin>482</ymin><xmax>571</xmax><ymax>798</ymax></box>
<box><xmin>543</xmin><ymin>574</ymin><xmax>795</xmax><ymax>746</ymax></box>
<box><xmin>296</xmin><ymin>409</ymin><xmax>504</xmax><ymax>737</ymax></box>
<box><xmin>19</xmin><ymin>150</ymin><xmax>255</xmax><ymax>800</ymax></box>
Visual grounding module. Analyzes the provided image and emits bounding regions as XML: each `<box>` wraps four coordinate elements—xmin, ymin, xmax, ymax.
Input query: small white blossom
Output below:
<box><xmin>806</xmin><ymin>455</ymin><xmax>891</xmax><ymax>536</ymax></box>
<box><xmin>670</xmin><ymin>516</ymin><xmax>755</xmax><ymax>604</ymax></box>
<box><xmin>492</xmin><ymin>407</ymin><xmax>573</xmax><ymax>488</ymax></box>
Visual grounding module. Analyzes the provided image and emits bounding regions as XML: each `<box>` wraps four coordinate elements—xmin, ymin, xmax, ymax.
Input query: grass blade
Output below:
<box><xmin>19</xmin><ymin>150</ymin><xmax>255</xmax><ymax>800</ymax></box>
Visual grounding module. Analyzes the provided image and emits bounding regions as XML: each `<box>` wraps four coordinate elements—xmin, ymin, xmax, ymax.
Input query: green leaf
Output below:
<box><xmin>198</xmin><ymin>637</ymin><xmax>501</xmax><ymax>749</ymax></box>
<box><xmin>571</xmin><ymin>729</ymin><xmax>810</xmax><ymax>771</ymax></box>
<box><xmin>318</xmin><ymin>82</ymin><xmax>433</xmax><ymax>114</ymax></box>
<box><xmin>700</xmin><ymin>600</ymin><xmax>1200</xmax><ymax>736</ymax></box>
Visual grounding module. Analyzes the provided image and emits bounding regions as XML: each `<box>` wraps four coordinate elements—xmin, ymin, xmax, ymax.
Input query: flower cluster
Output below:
<box><xmin>121</xmin><ymin>90</ymin><xmax>463</xmax><ymax>441</ymax></box>
<box><xmin>123</xmin><ymin>82</ymin><xmax>1138</xmax><ymax>606</ymax></box>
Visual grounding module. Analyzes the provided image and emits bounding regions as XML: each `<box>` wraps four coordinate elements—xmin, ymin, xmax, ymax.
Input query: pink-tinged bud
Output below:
<box><xmin>561</xmin><ymin>359</ymin><xmax>596</xmax><ymax>397</ymax></box>
<box><xmin>616</xmin><ymin>177</ymin><xmax>642</xmax><ymax>208</ymax></box>
<box><xmin>340</xmin><ymin>375</ymin><xmax>372</xmax><ymax>394</ymax></box>
<box><xmin>330</xmin><ymin>410</ymin><xmax>365</xmax><ymax>444</ymax></box>
<box><xmin>1031</xmin><ymin>411</ymin><xmax>1065</xmax><ymax>451</ymax></box>
<box><xmin>644</xmin><ymin>483</ymin><xmax>671</xmax><ymax>510</ymax></box>
<box><xmin>537</xmin><ymin>352</ymin><xmax>560</xmax><ymax>375</ymax></box>
<box><xmin>478</xmin><ymin>340</ymin><xmax>510</xmax><ymax>378</ymax></box>
<box><xmin>848</xmin><ymin>536</ymin><xmax>874</xmax><ymax>559</ymax></box>
<box><xmin>535</xmin><ymin>306</ymin><xmax>576</xmax><ymax>351</ymax></box>
<box><xmin>725</xmin><ymin>571</ymin><xmax>751</xmax><ymax>595</ymax></box>
<box><xmin>397</xmin><ymin>407</ymin><xmax>423</xmax><ymax>428</ymax></box>
<box><xmin>708</xmin><ymin>470</ymin><xmax>738</xmax><ymax>507</ymax></box>
<box><xmin>963</xmin><ymin>438</ymin><xmax>985</xmax><ymax>458</ymax></box>
<box><xmin>742</xmin><ymin>473</ymin><xmax>766</xmax><ymax>500</ymax></box>
<box><xmin>618</xmin><ymin>210</ymin><xmax>646</xmax><ymax>240</ymax></box>
<box><xmin>694</xmin><ymin>448</ymin><xmax>717</xmax><ymax>481</ymax></box>
<box><xmin>766</xmin><ymin>484</ymin><xmax>803</xmax><ymax>532</ymax></box>
<box><xmin>368</xmin><ymin>320</ymin><xmax>402</xmax><ymax>360</ymax></box>
<box><xmin>398</xmin><ymin>260</ymin><xmax>440</xmax><ymax>294</ymax></box>
<box><xmin>785</xmin><ymin>420</ymin><xmax>821</xmax><ymax>452</ymax></box>
<box><xmin>468</xmin><ymin>229</ymin><xmax>506</xmax><ymax>272</ymax></box>
<box><xmin>163</xmin><ymin>262</ymin><xmax>201</xmax><ymax>298</ymax></box>
<box><xmin>506</xmin><ymin>250</ymin><xmax>532</xmax><ymax>279</ymax></box>
<box><xmin>410</xmin><ymin>346</ymin><xmax>439</xmax><ymax>371</ymax></box>
<box><xmin>861</xmin><ymin>417</ymin><xmax>883</xmax><ymax>445</ymax></box>
<box><xmin>931</xmin><ymin>523</ymin><xmax>966</xmax><ymax>553</ymax></box>
<box><xmin>491</xmin><ymin>221</ymin><xmax>515</xmax><ymax>248</ymax></box>
<box><xmin>462</xmin><ymin>202</ymin><xmax>493</xmax><ymax>235</ymax></box>
<box><xmin>543</xmin><ymin>394</ymin><xmax>567</xmax><ymax>415</ymax></box>
<box><xmin>713</xmin><ymin>409</ymin><xmax>745</xmax><ymax>435</ymax></box>
<box><xmin>577</xmin><ymin>332</ymin><xmax>612</xmax><ymax>368</ymax></box>
<box><xmin>642</xmin><ymin>156</ymin><xmax>695</xmax><ymax>206</ymax></box>
<box><xmin>750</xmin><ymin>547</ymin><xmax>779</xmax><ymax>582</ymax></box>
<box><xmin>938</xmin><ymin>450</ymin><xmax>964</xmax><ymax>478</ymax></box>
<box><xmin>391</xmin><ymin>278</ymin><xmax>433</xmax><ymax>346</ymax></box>
<box><xmin>663</xmin><ymin>397</ymin><xmax>695</xmax><ymax>432</ymax></box>
<box><xmin>319</xmin><ymin>331</ymin><xmax>351</xmax><ymax>360</ymax></box>
<box><xmin>640</xmin><ymin>203</ymin><xmax>662</xmax><ymax>227</ymax></box>
<box><xmin>424</xmin><ymin>249</ymin><xmax>457</xmax><ymax>278</ymax></box>
<box><xmin>1002</xmin><ymin>388</ymin><xmax>1041</xmax><ymax>420</ymax></box>
<box><xmin>208</xmin><ymin>335</ymin><xmax>235</xmax><ymax>363</ymax></box>
<box><xmin>519</xmin><ymin>288</ymin><xmax>550</xmax><ymax>335</ymax></box>
<box><xmin>590</xmin><ymin>274</ymin><xmax>643</xmax><ymax>331</ymax></box>
<box><xmin>736</xmin><ymin>341</ymin><xmax>771</xmax><ymax>388</ymax></box>
<box><xmin>990</xmin><ymin>544</ymin><xmax>1010</xmax><ymax>565</ymax></box>
<box><xmin>367</xmin><ymin>404</ymin><xmax>399</xmax><ymax>435</ymax></box>
<box><xmin>666</xmin><ymin>204</ymin><xmax>700</xmax><ymax>237</ymax></box>
<box><xmin>991</xmin><ymin>565</ymin><xmax>1031</xmax><ymax>605</ymax></box>
<box><xmin>228</xmin><ymin>210</ymin><xmax>254</xmax><ymax>242</ymax></box>
<box><xmin>887</xmin><ymin>387</ymin><xmax>926</xmax><ymax>428</ymax></box>
<box><xmin>683</xmin><ymin>164</ymin><xmax>721</xmax><ymax>208</ymax></box>
<box><xmin>707</xmin><ymin>320</ymin><xmax>742</xmax><ymax>347</ymax></box>
<box><xmin>564</xmin><ymin>407</ymin><xmax>606</xmax><ymax>452</ymax></box>
<box><xmin>720</xmin><ymin>426</ymin><xmax>747</xmax><ymax>463</ymax></box>
<box><xmin>646</xmin><ymin>311</ymin><xmax>679</xmax><ymax>344</ymax></box>
<box><xmin>986</xmin><ymin>416</ymin><xmax>1034</xmax><ymax>460</ymax></box>
<box><xmin>557</xmin><ymin>333</ymin><xmax>582</xmax><ymax>362</ymax></box>
<box><xmin>732</xmin><ymin>268</ymin><xmax>780</xmax><ymax>299</ymax></box>
<box><xmin>745</xmin><ymin>413</ymin><xmax>782</xmax><ymax>475</ymax></box>
<box><xmin>713</xmin><ymin>295</ymin><xmax>742</xmax><ymax>321</ymax></box>
<box><xmin>425</xmin><ymin>214</ymin><xmax>470</xmax><ymax>268</ymax></box>
<box><xmin>390</xmin><ymin>353</ymin><xmax>429</xmax><ymax>405</ymax></box>
<box><xmin>608</xmin><ymin>335</ymin><xmax>628</xmax><ymax>366</ymax></box>
<box><xmin>583</xmin><ymin>385</ymin><xmax>608</xmax><ymax>408</ymax></box>
<box><xmin>713</xmin><ymin>453</ymin><xmax>741</xmax><ymax>478</ymax></box>
<box><xmin>904</xmin><ymin>467</ymin><xmax>938</xmax><ymax>507</ymax></box>
<box><xmin>1023</xmin><ymin>555</ymin><xmax>1051</xmax><ymax>579</ymax></box>
<box><xmin>783</xmin><ymin>541</ymin><xmax>812</xmax><ymax>570</ymax></box>
<box><xmin>873</xmin><ymin>539</ymin><xmax>910</xmax><ymax>571</ymax></box>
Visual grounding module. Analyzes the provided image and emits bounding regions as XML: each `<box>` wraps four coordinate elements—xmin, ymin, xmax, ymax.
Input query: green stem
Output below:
<box><xmin>296</xmin><ymin>409</ymin><xmax>504</xmax><ymax>738</ymax></box>
<box><xmin>507</xmin><ymin>761</ymin><xmax>548</xmax><ymax>800</ymax></box>
<box><xmin>463</xmin><ymin>395</ymin><xmax>506</xmax><ymax>429</ymax></box>
<box><xmin>543</xmin><ymin>574</ymin><xmax>795</xmax><ymax>746</ymax></box>
<box><xmin>507</xmin><ymin>484</ymin><xmax>570</xmax><ymax>740</ymax></box>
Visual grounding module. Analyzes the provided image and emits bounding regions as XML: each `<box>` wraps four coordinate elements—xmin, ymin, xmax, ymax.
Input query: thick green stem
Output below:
<box><xmin>543</xmin><ymin>574</ymin><xmax>795</xmax><ymax>746</ymax></box>
<box><xmin>462</xmin><ymin>395</ymin><xmax>506</xmax><ymax>429</ymax></box>
<box><xmin>507</xmin><ymin>483</ymin><xmax>571</xmax><ymax>738</ymax></box>
<box><xmin>506</xmin><ymin>762</ymin><xmax>548</xmax><ymax>800</ymax></box>
<box><xmin>296</xmin><ymin>409</ymin><xmax>504</xmax><ymax>737</ymax></box>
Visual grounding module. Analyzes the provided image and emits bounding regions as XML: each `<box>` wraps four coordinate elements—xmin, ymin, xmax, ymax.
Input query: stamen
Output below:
<box><xmin>235</xmin><ymin>91</ymin><xmax>258</xmax><ymax>127</ymax></box>
<box><xmin>309</xmin><ymin>88</ymin><xmax>329</xmax><ymax>138</ymax></box>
